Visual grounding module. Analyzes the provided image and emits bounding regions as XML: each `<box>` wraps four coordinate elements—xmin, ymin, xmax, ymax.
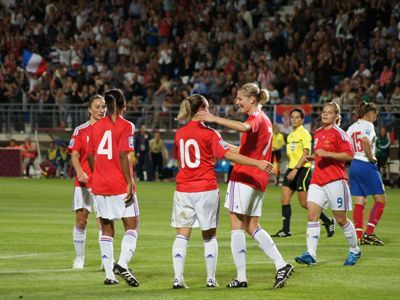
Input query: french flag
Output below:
<box><xmin>22</xmin><ymin>50</ymin><xmax>48</xmax><ymax>75</ymax></box>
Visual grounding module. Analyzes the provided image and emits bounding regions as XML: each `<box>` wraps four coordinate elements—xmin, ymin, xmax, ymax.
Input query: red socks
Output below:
<box><xmin>353</xmin><ymin>204</ymin><xmax>365</xmax><ymax>239</ymax></box>
<box><xmin>365</xmin><ymin>202</ymin><xmax>386</xmax><ymax>235</ymax></box>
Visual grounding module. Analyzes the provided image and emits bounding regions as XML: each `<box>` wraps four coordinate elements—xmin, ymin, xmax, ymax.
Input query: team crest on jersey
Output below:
<box><xmin>365</xmin><ymin>129</ymin><xmax>371</xmax><ymax>136</ymax></box>
<box><xmin>219</xmin><ymin>140</ymin><xmax>229</xmax><ymax>150</ymax></box>
<box><xmin>69</xmin><ymin>138</ymin><xmax>75</xmax><ymax>147</ymax></box>
<box><xmin>129</xmin><ymin>136</ymin><xmax>134</xmax><ymax>148</ymax></box>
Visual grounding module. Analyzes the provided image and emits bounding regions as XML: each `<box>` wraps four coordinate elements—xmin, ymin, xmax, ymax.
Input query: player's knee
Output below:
<box><xmin>76</xmin><ymin>219</ymin><xmax>87</xmax><ymax>229</ymax></box>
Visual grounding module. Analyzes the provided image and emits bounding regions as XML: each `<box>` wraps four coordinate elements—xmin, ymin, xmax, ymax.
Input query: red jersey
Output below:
<box><xmin>88</xmin><ymin>116</ymin><xmax>135</xmax><ymax>195</ymax></box>
<box><xmin>230</xmin><ymin>111</ymin><xmax>272</xmax><ymax>192</ymax></box>
<box><xmin>174</xmin><ymin>121</ymin><xmax>229</xmax><ymax>192</ymax></box>
<box><xmin>68</xmin><ymin>121</ymin><xmax>92</xmax><ymax>188</ymax></box>
<box><xmin>311</xmin><ymin>125</ymin><xmax>354</xmax><ymax>186</ymax></box>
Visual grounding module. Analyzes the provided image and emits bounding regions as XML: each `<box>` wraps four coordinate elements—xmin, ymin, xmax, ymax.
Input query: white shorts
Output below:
<box><xmin>171</xmin><ymin>189</ymin><xmax>220</xmax><ymax>231</ymax></box>
<box><xmin>224</xmin><ymin>181</ymin><xmax>265</xmax><ymax>217</ymax></box>
<box><xmin>73</xmin><ymin>187</ymin><xmax>94</xmax><ymax>213</ymax></box>
<box><xmin>94</xmin><ymin>193</ymin><xmax>139</xmax><ymax>220</ymax></box>
<box><xmin>307</xmin><ymin>180</ymin><xmax>352</xmax><ymax>211</ymax></box>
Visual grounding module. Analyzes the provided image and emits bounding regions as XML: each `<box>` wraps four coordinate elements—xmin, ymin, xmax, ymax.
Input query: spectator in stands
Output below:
<box><xmin>149</xmin><ymin>130</ymin><xmax>166</xmax><ymax>181</ymax></box>
<box><xmin>40</xmin><ymin>141</ymin><xmax>57</xmax><ymax>178</ymax></box>
<box><xmin>376</xmin><ymin>126</ymin><xmax>391</xmax><ymax>179</ymax></box>
<box><xmin>6</xmin><ymin>139</ymin><xmax>20</xmax><ymax>149</ymax></box>
<box><xmin>20</xmin><ymin>137</ymin><xmax>38</xmax><ymax>177</ymax></box>
<box><xmin>56</xmin><ymin>143</ymin><xmax>70</xmax><ymax>178</ymax></box>
<box><xmin>134</xmin><ymin>125</ymin><xmax>152</xmax><ymax>181</ymax></box>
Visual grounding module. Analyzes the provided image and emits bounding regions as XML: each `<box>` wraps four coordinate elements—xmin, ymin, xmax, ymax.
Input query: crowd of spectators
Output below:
<box><xmin>0</xmin><ymin>0</ymin><xmax>400</xmax><ymax>133</ymax></box>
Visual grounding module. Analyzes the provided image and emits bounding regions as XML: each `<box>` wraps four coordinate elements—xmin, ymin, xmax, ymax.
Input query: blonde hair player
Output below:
<box><xmin>196</xmin><ymin>83</ymin><xmax>294</xmax><ymax>289</ymax></box>
<box><xmin>295</xmin><ymin>102</ymin><xmax>361</xmax><ymax>266</ymax></box>
<box><xmin>171</xmin><ymin>94</ymin><xmax>273</xmax><ymax>289</ymax></box>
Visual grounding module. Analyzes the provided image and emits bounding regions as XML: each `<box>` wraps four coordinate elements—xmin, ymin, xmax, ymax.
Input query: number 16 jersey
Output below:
<box><xmin>88</xmin><ymin>116</ymin><xmax>135</xmax><ymax>195</ymax></box>
<box><xmin>346</xmin><ymin>119</ymin><xmax>376</xmax><ymax>162</ymax></box>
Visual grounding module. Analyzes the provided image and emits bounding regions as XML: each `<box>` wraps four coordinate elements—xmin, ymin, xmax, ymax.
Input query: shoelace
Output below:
<box><xmin>276</xmin><ymin>270</ymin><xmax>286</xmax><ymax>279</ymax></box>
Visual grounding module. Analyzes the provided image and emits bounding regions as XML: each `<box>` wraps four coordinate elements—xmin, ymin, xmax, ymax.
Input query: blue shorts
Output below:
<box><xmin>349</xmin><ymin>159</ymin><xmax>385</xmax><ymax>197</ymax></box>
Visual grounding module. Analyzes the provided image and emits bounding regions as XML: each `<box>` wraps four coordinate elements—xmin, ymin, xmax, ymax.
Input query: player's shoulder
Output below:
<box><xmin>332</xmin><ymin>125</ymin><xmax>349</xmax><ymax>141</ymax></box>
<box><xmin>72</xmin><ymin>121</ymin><xmax>91</xmax><ymax>136</ymax></box>
<box><xmin>314</xmin><ymin>126</ymin><xmax>324</xmax><ymax>136</ymax></box>
<box><xmin>118</xmin><ymin>116</ymin><xmax>135</xmax><ymax>131</ymax></box>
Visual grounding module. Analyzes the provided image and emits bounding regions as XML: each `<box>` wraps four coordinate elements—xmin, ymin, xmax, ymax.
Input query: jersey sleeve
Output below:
<box><xmin>211</xmin><ymin>131</ymin><xmax>229</xmax><ymax>159</ymax></box>
<box><xmin>337</xmin><ymin>132</ymin><xmax>354</xmax><ymax>157</ymax></box>
<box><xmin>246</xmin><ymin>115</ymin><xmax>259</xmax><ymax>133</ymax></box>
<box><xmin>119</xmin><ymin>122</ymin><xmax>135</xmax><ymax>152</ymax></box>
<box><xmin>361</xmin><ymin>122</ymin><xmax>374</xmax><ymax>143</ymax></box>
<box><xmin>301</xmin><ymin>130</ymin><xmax>312</xmax><ymax>151</ymax></box>
<box><xmin>68</xmin><ymin>131</ymin><xmax>83</xmax><ymax>153</ymax></box>
<box><xmin>87</xmin><ymin>126</ymin><xmax>95</xmax><ymax>155</ymax></box>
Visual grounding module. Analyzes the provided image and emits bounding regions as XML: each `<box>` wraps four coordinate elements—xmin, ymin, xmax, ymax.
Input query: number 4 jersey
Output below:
<box><xmin>88</xmin><ymin>116</ymin><xmax>135</xmax><ymax>195</ymax></box>
<box><xmin>346</xmin><ymin>119</ymin><xmax>376</xmax><ymax>162</ymax></box>
<box><xmin>174</xmin><ymin>121</ymin><xmax>229</xmax><ymax>193</ymax></box>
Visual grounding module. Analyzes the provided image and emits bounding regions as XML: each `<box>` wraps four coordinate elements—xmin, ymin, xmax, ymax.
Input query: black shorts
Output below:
<box><xmin>272</xmin><ymin>150</ymin><xmax>282</xmax><ymax>163</ymax></box>
<box><xmin>282</xmin><ymin>167</ymin><xmax>311</xmax><ymax>192</ymax></box>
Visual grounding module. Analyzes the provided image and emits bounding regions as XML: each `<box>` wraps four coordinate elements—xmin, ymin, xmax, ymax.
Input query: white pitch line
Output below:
<box><xmin>0</xmin><ymin>254</ymin><xmax>41</xmax><ymax>259</ymax></box>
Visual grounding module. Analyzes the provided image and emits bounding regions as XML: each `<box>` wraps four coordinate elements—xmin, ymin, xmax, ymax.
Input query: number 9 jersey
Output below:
<box><xmin>346</xmin><ymin>119</ymin><xmax>376</xmax><ymax>162</ymax></box>
<box><xmin>87</xmin><ymin>116</ymin><xmax>135</xmax><ymax>195</ymax></box>
<box><xmin>174</xmin><ymin>121</ymin><xmax>229</xmax><ymax>193</ymax></box>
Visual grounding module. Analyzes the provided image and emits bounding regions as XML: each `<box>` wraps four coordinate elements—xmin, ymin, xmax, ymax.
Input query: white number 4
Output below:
<box><xmin>98</xmin><ymin>130</ymin><xmax>112</xmax><ymax>160</ymax></box>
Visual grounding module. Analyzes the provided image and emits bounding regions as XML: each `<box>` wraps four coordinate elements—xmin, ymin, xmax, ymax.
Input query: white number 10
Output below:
<box><xmin>179</xmin><ymin>138</ymin><xmax>200</xmax><ymax>168</ymax></box>
<box><xmin>98</xmin><ymin>130</ymin><xmax>113</xmax><ymax>160</ymax></box>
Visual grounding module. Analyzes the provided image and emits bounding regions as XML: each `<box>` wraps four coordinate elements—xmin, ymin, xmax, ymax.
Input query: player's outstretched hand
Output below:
<box><xmin>77</xmin><ymin>170</ymin><xmax>89</xmax><ymax>184</ymax></box>
<box><xmin>195</xmin><ymin>111</ymin><xmax>216</xmax><ymax>123</ymax></box>
<box><xmin>258</xmin><ymin>160</ymin><xmax>273</xmax><ymax>173</ymax></box>
<box><xmin>306</xmin><ymin>154</ymin><xmax>315</xmax><ymax>161</ymax></box>
<box><xmin>124</xmin><ymin>182</ymin><xmax>134</xmax><ymax>207</ymax></box>
<box><xmin>315</xmin><ymin>149</ymin><xmax>330</xmax><ymax>158</ymax></box>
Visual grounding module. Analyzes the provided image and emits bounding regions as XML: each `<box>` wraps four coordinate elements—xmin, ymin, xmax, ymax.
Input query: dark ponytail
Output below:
<box><xmin>357</xmin><ymin>101</ymin><xmax>377</xmax><ymax>118</ymax></box>
<box><xmin>103</xmin><ymin>89</ymin><xmax>126</xmax><ymax>116</ymax></box>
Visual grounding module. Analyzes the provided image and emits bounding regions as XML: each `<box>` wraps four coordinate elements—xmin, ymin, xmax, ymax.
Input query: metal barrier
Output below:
<box><xmin>0</xmin><ymin>103</ymin><xmax>399</xmax><ymax>136</ymax></box>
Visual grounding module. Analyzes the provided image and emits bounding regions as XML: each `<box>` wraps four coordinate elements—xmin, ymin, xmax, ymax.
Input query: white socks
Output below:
<box><xmin>117</xmin><ymin>230</ymin><xmax>138</xmax><ymax>269</ymax></box>
<box><xmin>204</xmin><ymin>238</ymin><xmax>218</xmax><ymax>282</ymax></box>
<box><xmin>252</xmin><ymin>228</ymin><xmax>286</xmax><ymax>270</ymax></box>
<box><xmin>73</xmin><ymin>226</ymin><xmax>86</xmax><ymax>259</ymax></box>
<box><xmin>172</xmin><ymin>235</ymin><xmax>189</xmax><ymax>282</ymax></box>
<box><xmin>306</xmin><ymin>222</ymin><xmax>320</xmax><ymax>258</ymax></box>
<box><xmin>342</xmin><ymin>221</ymin><xmax>360</xmax><ymax>253</ymax></box>
<box><xmin>231</xmin><ymin>230</ymin><xmax>247</xmax><ymax>282</ymax></box>
<box><xmin>100</xmin><ymin>235</ymin><xmax>115</xmax><ymax>280</ymax></box>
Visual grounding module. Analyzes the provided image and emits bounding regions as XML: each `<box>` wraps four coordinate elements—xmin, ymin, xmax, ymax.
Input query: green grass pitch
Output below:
<box><xmin>0</xmin><ymin>178</ymin><xmax>399</xmax><ymax>299</ymax></box>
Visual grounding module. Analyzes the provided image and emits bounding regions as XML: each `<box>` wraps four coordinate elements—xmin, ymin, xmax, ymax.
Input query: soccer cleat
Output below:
<box><xmin>362</xmin><ymin>233</ymin><xmax>384</xmax><ymax>246</ymax></box>
<box><xmin>113</xmin><ymin>264</ymin><xmax>140</xmax><ymax>287</ymax></box>
<box><xmin>206</xmin><ymin>279</ymin><xmax>218</xmax><ymax>288</ymax></box>
<box><xmin>226</xmin><ymin>278</ymin><xmax>247</xmax><ymax>288</ymax></box>
<box><xmin>271</xmin><ymin>230</ymin><xmax>292</xmax><ymax>238</ymax></box>
<box><xmin>73</xmin><ymin>256</ymin><xmax>84</xmax><ymax>269</ymax></box>
<box><xmin>273</xmin><ymin>263</ymin><xmax>294</xmax><ymax>288</ymax></box>
<box><xmin>344</xmin><ymin>251</ymin><xmax>361</xmax><ymax>266</ymax></box>
<box><xmin>104</xmin><ymin>278</ymin><xmax>119</xmax><ymax>285</ymax></box>
<box><xmin>323</xmin><ymin>218</ymin><xmax>335</xmax><ymax>238</ymax></box>
<box><xmin>295</xmin><ymin>252</ymin><xmax>316</xmax><ymax>266</ymax></box>
<box><xmin>173</xmin><ymin>279</ymin><xmax>188</xmax><ymax>289</ymax></box>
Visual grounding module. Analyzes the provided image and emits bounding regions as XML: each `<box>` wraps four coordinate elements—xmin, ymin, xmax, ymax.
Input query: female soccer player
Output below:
<box><xmin>69</xmin><ymin>94</ymin><xmax>106</xmax><ymax>269</ymax></box>
<box><xmin>197</xmin><ymin>83</ymin><xmax>293</xmax><ymax>289</ymax></box>
<box><xmin>88</xmin><ymin>89</ymin><xmax>139</xmax><ymax>286</ymax></box>
<box><xmin>295</xmin><ymin>102</ymin><xmax>361</xmax><ymax>266</ymax></box>
<box><xmin>272</xmin><ymin>108</ymin><xmax>335</xmax><ymax>238</ymax></box>
<box><xmin>172</xmin><ymin>94</ymin><xmax>273</xmax><ymax>289</ymax></box>
<box><xmin>347</xmin><ymin>102</ymin><xmax>386</xmax><ymax>246</ymax></box>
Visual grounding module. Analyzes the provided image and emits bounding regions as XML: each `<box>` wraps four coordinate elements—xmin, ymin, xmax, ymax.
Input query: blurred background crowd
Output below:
<box><xmin>0</xmin><ymin>0</ymin><xmax>400</xmax><ymax>133</ymax></box>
